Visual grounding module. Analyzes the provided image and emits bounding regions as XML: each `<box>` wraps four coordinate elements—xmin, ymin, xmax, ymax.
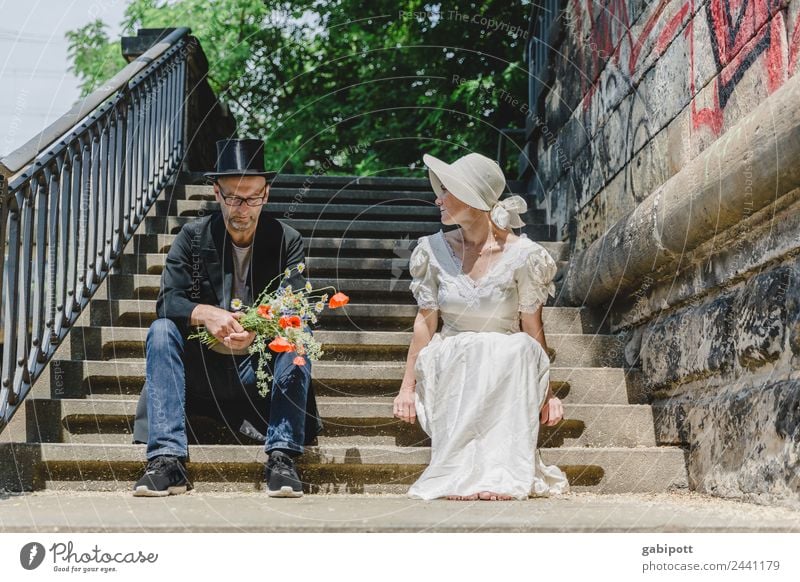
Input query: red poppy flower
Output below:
<box><xmin>328</xmin><ymin>292</ymin><xmax>350</xmax><ymax>309</ymax></box>
<box><xmin>293</xmin><ymin>355</ymin><xmax>306</xmax><ymax>366</ymax></box>
<box><xmin>257</xmin><ymin>304</ymin><xmax>272</xmax><ymax>319</ymax></box>
<box><xmin>278</xmin><ymin>315</ymin><xmax>303</xmax><ymax>329</ymax></box>
<box><xmin>268</xmin><ymin>336</ymin><xmax>294</xmax><ymax>352</ymax></box>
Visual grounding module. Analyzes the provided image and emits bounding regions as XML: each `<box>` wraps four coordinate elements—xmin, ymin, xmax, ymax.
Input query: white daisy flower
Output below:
<box><xmin>284</xmin><ymin>268</ymin><xmax>291</xmax><ymax>279</ymax></box>
<box><xmin>315</xmin><ymin>301</ymin><xmax>325</xmax><ymax>313</ymax></box>
<box><xmin>297</xmin><ymin>263</ymin><xmax>305</xmax><ymax>273</ymax></box>
<box><xmin>305</xmin><ymin>281</ymin><xmax>313</xmax><ymax>292</ymax></box>
<box><xmin>230</xmin><ymin>298</ymin><xmax>243</xmax><ymax>311</ymax></box>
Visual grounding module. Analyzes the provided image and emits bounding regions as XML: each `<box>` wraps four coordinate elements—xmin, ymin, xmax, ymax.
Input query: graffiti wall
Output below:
<box><xmin>535</xmin><ymin>0</ymin><xmax>800</xmax><ymax>249</ymax></box>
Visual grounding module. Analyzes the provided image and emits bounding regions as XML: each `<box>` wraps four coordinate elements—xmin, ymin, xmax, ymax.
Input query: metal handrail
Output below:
<box><xmin>496</xmin><ymin>128</ymin><xmax>526</xmax><ymax>175</ymax></box>
<box><xmin>0</xmin><ymin>28</ymin><xmax>191</xmax><ymax>178</ymax></box>
<box><xmin>0</xmin><ymin>27</ymin><xmax>193</xmax><ymax>430</ymax></box>
<box><xmin>524</xmin><ymin>0</ymin><xmax>562</xmax><ymax>140</ymax></box>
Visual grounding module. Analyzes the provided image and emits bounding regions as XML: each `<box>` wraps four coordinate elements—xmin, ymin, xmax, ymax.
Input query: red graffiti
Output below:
<box><xmin>572</xmin><ymin>0</ymin><xmax>791</xmax><ymax>135</ymax></box>
<box><xmin>653</xmin><ymin>2</ymin><xmax>690</xmax><ymax>56</ymax></box>
<box><xmin>573</xmin><ymin>0</ymin><xmax>676</xmax><ymax>109</ymax></box>
<box><xmin>789</xmin><ymin>12</ymin><xmax>800</xmax><ymax>73</ymax></box>
<box><xmin>691</xmin><ymin>0</ymin><xmax>785</xmax><ymax>132</ymax></box>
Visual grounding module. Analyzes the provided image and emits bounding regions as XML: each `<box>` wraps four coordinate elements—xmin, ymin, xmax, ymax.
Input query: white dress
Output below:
<box><xmin>406</xmin><ymin>229</ymin><xmax>570</xmax><ymax>500</ymax></box>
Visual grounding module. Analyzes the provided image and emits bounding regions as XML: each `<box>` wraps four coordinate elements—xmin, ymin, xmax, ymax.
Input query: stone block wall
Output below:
<box><xmin>532</xmin><ymin>1</ymin><xmax>800</xmax><ymax>507</ymax></box>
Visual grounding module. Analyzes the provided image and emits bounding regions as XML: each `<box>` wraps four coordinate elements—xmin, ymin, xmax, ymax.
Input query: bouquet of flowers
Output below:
<box><xmin>187</xmin><ymin>262</ymin><xmax>349</xmax><ymax>396</ymax></box>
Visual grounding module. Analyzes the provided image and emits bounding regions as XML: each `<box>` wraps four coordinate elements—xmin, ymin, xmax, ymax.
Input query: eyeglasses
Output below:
<box><xmin>217</xmin><ymin>184</ymin><xmax>267</xmax><ymax>207</ymax></box>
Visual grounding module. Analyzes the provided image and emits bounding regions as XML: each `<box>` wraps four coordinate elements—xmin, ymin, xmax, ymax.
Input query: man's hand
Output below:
<box><xmin>195</xmin><ymin>306</ymin><xmax>255</xmax><ymax>349</ymax></box>
<box><xmin>223</xmin><ymin>312</ymin><xmax>256</xmax><ymax>350</ymax></box>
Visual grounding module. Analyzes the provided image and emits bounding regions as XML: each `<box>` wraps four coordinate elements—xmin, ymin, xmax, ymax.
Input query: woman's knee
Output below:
<box><xmin>511</xmin><ymin>332</ymin><xmax>545</xmax><ymax>356</ymax></box>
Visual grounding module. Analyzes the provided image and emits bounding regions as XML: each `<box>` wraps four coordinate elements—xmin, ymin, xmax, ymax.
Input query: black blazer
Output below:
<box><xmin>134</xmin><ymin>210</ymin><xmax>323</xmax><ymax>447</ymax></box>
<box><xmin>157</xmin><ymin>210</ymin><xmax>307</xmax><ymax>336</ymax></box>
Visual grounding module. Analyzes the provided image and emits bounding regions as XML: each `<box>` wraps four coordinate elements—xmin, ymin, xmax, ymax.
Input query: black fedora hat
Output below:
<box><xmin>203</xmin><ymin>138</ymin><xmax>277</xmax><ymax>181</ymax></box>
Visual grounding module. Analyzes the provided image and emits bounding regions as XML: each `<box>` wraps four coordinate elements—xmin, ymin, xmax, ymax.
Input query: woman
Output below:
<box><xmin>393</xmin><ymin>151</ymin><xmax>570</xmax><ymax>501</ymax></box>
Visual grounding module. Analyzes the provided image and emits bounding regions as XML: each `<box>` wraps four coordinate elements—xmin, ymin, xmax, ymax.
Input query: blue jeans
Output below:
<box><xmin>141</xmin><ymin>318</ymin><xmax>312</xmax><ymax>460</ymax></box>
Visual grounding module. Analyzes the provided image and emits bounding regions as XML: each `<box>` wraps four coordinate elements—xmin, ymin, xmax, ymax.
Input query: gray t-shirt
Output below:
<box><xmin>231</xmin><ymin>242</ymin><xmax>254</xmax><ymax>306</ymax></box>
<box><xmin>209</xmin><ymin>242</ymin><xmax>253</xmax><ymax>356</ymax></box>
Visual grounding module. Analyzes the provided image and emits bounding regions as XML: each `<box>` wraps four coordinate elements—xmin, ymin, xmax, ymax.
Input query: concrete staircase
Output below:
<box><xmin>9</xmin><ymin>175</ymin><xmax>689</xmax><ymax>494</ymax></box>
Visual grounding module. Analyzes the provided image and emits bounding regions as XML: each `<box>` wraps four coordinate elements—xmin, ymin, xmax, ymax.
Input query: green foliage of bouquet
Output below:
<box><xmin>187</xmin><ymin>262</ymin><xmax>349</xmax><ymax>396</ymax></box>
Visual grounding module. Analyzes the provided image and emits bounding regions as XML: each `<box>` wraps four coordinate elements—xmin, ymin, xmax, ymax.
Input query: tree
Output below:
<box><xmin>68</xmin><ymin>0</ymin><xmax>531</xmax><ymax>176</ymax></box>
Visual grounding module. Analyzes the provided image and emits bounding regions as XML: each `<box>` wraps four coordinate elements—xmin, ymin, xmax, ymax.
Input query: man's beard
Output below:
<box><xmin>228</xmin><ymin>215</ymin><xmax>253</xmax><ymax>230</ymax></box>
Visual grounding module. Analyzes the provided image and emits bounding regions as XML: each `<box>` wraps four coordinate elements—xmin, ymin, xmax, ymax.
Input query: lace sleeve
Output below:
<box><xmin>408</xmin><ymin>237</ymin><xmax>439</xmax><ymax>310</ymax></box>
<box><xmin>516</xmin><ymin>244</ymin><xmax>557</xmax><ymax>313</ymax></box>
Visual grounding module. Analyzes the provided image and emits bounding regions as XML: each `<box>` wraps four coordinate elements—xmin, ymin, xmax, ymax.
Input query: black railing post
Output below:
<box><xmin>0</xmin><ymin>168</ymin><xmax>8</xmax><ymax>430</ymax></box>
<box><xmin>0</xmin><ymin>167</ymin><xmax>7</xmax><ymax>334</ymax></box>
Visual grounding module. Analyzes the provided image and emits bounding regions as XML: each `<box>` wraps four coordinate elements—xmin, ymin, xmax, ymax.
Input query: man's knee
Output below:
<box><xmin>272</xmin><ymin>351</ymin><xmax>311</xmax><ymax>390</ymax></box>
<box><xmin>147</xmin><ymin>318</ymin><xmax>183</xmax><ymax>350</ymax></box>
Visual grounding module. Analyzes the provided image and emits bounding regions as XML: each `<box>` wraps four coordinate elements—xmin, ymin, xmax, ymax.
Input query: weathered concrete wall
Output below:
<box><xmin>608</xmin><ymin>185</ymin><xmax>800</xmax><ymax>508</ymax></box>
<box><xmin>535</xmin><ymin>0</ymin><xmax>800</xmax><ymax>247</ymax></box>
<box><xmin>533</xmin><ymin>0</ymin><xmax>800</xmax><ymax>508</ymax></box>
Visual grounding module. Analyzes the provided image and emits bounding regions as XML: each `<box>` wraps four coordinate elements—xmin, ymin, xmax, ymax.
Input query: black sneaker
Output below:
<box><xmin>133</xmin><ymin>455</ymin><xmax>192</xmax><ymax>497</ymax></box>
<box><xmin>265</xmin><ymin>451</ymin><xmax>303</xmax><ymax>497</ymax></box>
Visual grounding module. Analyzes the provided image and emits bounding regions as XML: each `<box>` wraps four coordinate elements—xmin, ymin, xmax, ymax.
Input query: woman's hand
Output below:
<box><xmin>540</xmin><ymin>395</ymin><xmax>564</xmax><ymax>426</ymax></box>
<box><xmin>393</xmin><ymin>388</ymin><xmax>417</xmax><ymax>424</ymax></box>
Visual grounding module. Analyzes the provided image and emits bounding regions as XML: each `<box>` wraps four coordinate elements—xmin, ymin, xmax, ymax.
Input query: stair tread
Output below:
<box><xmin>50</xmin><ymin>397</ymin><xmax>654</xmax><ymax>410</ymax></box>
<box><xmin>130</xmin><ymin>233</ymin><xmax>570</xmax><ymax>254</ymax></box>
<box><xmin>178</xmin><ymin>172</ymin><xmax>526</xmax><ymax>193</ymax></box>
<box><xmin>32</xmin><ymin>442</ymin><xmax>688</xmax><ymax>464</ymax></box>
<box><xmin>54</xmin><ymin>358</ymin><xmax>633</xmax><ymax>371</ymax></box>
<box><xmin>70</xmin><ymin>324</ymin><xmax>617</xmax><ymax>340</ymax></box>
<box><xmin>90</xmin><ymin>299</ymin><xmax>580</xmax><ymax>312</ymax></box>
<box><xmin>166</xmin><ymin>200</ymin><xmax>446</xmax><ymax>215</ymax></box>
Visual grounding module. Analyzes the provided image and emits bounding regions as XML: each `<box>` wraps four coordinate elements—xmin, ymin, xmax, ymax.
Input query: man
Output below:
<box><xmin>131</xmin><ymin>138</ymin><xmax>322</xmax><ymax>498</ymax></box>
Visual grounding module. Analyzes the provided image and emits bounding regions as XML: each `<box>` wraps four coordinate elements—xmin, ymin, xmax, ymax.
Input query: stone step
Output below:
<box><xmin>157</xmin><ymin>200</ymin><xmax>446</xmax><ymax>221</ymax></box>
<box><xmin>9</xmin><ymin>442</ymin><xmax>689</xmax><ymax>494</ymax></box>
<box><xmin>179</xmin><ymin>201</ymin><xmax>445</xmax><ymax>221</ymax></box>
<box><xmin>155</xmin><ymin>197</ymin><xmax>548</xmax><ymax>224</ymax></box>
<box><xmin>45</xmin><ymin>359</ymin><xmax>642</xmax><ymax>404</ymax></box>
<box><xmin>174</xmin><ymin>186</ymin><xmax>547</xmax><ymax>224</ymax></box>
<box><xmin>118</xmin><ymin>253</ymin><xmax>419</xmax><ymax>278</ymax></box>
<box><xmin>65</xmin><ymin>324</ymin><xmax>625</xmax><ymax>368</ymax></box>
<box><xmin>82</xmin><ymin>300</ymin><xmax>604</xmax><ymax>334</ymax></box>
<box><xmin>128</xmin><ymin>233</ymin><xmax>571</xmax><ymax>260</ymax></box>
<box><xmin>36</xmin><ymin>479</ymin><xmax>412</xmax><ymax>495</ymax></box>
<box><xmin>28</xmin><ymin>398</ymin><xmax>661</xmax><ymax>448</ymax></box>
<box><xmin>116</xmin><ymin>252</ymin><xmax>569</xmax><ymax>280</ymax></box>
<box><xmin>178</xmin><ymin>186</ymin><xmax>441</xmax><ymax>206</ymax></box>
<box><xmin>54</xmin><ymin>432</ymin><xmax>407</xmax><ymax>449</ymax></box>
<box><xmin>173</xmin><ymin>185</ymin><xmax>439</xmax><ymax>203</ymax></box>
<box><xmin>179</xmin><ymin>172</ymin><xmax>527</xmax><ymax>194</ymax></box>
<box><xmin>102</xmin><ymin>274</ymin><xmax>417</xmax><ymax>304</ymax></box>
<box><xmin>142</xmin><ymin>215</ymin><xmax>557</xmax><ymax>240</ymax></box>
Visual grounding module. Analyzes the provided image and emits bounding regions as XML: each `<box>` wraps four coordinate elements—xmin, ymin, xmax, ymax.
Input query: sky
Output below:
<box><xmin>0</xmin><ymin>0</ymin><xmax>128</xmax><ymax>158</ymax></box>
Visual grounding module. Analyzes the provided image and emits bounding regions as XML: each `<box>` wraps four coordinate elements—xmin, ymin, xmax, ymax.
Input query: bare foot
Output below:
<box><xmin>478</xmin><ymin>491</ymin><xmax>515</xmax><ymax>501</ymax></box>
<box><xmin>445</xmin><ymin>493</ymin><xmax>479</xmax><ymax>500</ymax></box>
